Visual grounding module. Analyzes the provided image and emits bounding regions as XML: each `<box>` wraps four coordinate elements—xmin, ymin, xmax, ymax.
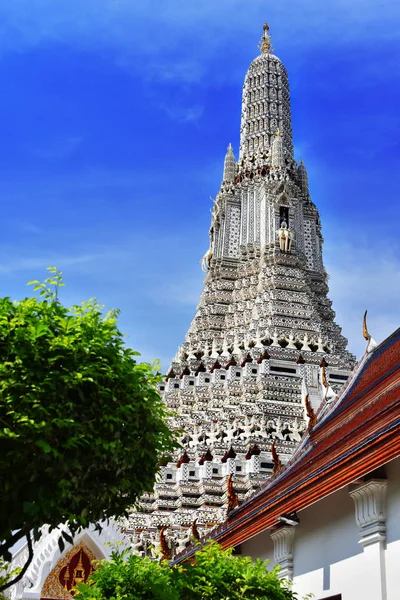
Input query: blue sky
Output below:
<box><xmin>0</xmin><ymin>0</ymin><xmax>399</xmax><ymax>368</ymax></box>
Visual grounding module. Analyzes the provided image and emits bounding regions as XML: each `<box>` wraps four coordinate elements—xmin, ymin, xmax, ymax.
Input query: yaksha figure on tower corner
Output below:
<box><xmin>124</xmin><ymin>23</ymin><xmax>356</xmax><ymax>556</ymax></box>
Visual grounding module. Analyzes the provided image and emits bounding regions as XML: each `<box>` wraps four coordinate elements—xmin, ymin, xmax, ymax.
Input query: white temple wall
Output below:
<box><xmin>383</xmin><ymin>457</ymin><xmax>400</xmax><ymax>600</ymax></box>
<box><xmin>240</xmin><ymin>529</ymin><xmax>274</xmax><ymax>564</ymax></box>
<box><xmin>241</xmin><ymin>456</ymin><xmax>400</xmax><ymax>600</ymax></box>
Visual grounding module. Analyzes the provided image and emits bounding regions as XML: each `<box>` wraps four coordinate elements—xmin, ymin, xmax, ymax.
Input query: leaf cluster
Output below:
<box><xmin>78</xmin><ymin>550</ymin><xmax>179</xmax><ymax>600</ymax></box>
<box><xmin>0</xmin><ymin>268</ymin><xmax>177</xmax><ymax>558</ymax></box>
<box><xmin>77</xmin><ymin>543</ymin><xmax>300</xmax><ymax>600</ymax></box>
<box><xmin>0</xmin><ymin>558</ymin><xmax>21</xmax><ymax>600</ymax></box>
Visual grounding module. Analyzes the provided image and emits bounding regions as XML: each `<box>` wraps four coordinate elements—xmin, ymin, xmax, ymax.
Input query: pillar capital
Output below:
<box><xmin>270</xmin><ymin>526</ymin><xmax>295</xmax><ymax>580</ymax></box>
<box><xmin>349</xmin><ymin>479</ymin><xmax>387</xmax><ymax>547</ymax></box>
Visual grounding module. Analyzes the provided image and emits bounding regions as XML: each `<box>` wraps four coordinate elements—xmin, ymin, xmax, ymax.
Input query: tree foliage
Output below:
<box><xmin>0</xmin><ymin>557</ymin><xmax>22</xmax><ymax>600</ymax></box>
<box><xmin>0</xmin><ymin>268</ymin><xmax>177</xmax><ymax>570</ymax></box>
<box><xmin>79</xmin><ymin>548</ymin><xmax>178</xmax><ymax>600</ymax></box>
<box><xmin>77</xmin><ymin>542</ymin><xmax>300</xmax><ymax>600</ymax></box>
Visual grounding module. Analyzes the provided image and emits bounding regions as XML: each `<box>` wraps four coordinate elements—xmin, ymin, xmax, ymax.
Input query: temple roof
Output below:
<box><xmin>173</xmin><ymin>327</ymin><xmax>400</xmax><ymax>562</ymax></box>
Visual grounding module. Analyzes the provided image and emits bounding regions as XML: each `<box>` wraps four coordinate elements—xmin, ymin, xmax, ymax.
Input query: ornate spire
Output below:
<box><xmin>123</xmin><ymin>19</ymin><xmax>356</xmax><ymax>559</ymax></box>
<box><xmin>223</xmin><ymin>143</ymin><xmax>236</xmax><ymax>182</ymax></box>
<box><xmin>271</xmin><ymin>129</ymin><xmax>284</xmax><ymax>167</ymax></box>
<box><xmin>240</xmin><ymin>23</ymin><xmax>293</xmax><ymax>161</ymax></box>
<box><xmin>298</xmin><ymin>159</ymin><xmax>309</xmax><ymax>196</ymax></box>
<box><xmin>259</xmin><ymin>22</ymin><xmax>273</xmax><ymax>54</ymax></box>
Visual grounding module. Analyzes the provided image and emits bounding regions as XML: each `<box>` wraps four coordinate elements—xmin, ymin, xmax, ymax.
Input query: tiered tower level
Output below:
<box><xmin>125</xmin><ymin>25</ymin><xmax>355</xmax><ymax>557</ymax></box>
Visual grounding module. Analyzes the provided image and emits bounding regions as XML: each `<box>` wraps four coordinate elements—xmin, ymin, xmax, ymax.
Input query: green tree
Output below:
<box><xmin>173</xmin><ymin>543</ymin><xmax>296</xmax><ymax>600</ymax></box>
<box><xmin>79</xmin><ymin>549</ymin><xmax>179</xmax><ymax>600</ymax></box>
<box><xmin>77</xmin><ymin>543</ymin><xmax>299</xmax><ymax>600</ymax></box>
<box><xmin>0</xmin><ymin>268</ymin><xmax>177</xmax><ymax>591</ymax></box>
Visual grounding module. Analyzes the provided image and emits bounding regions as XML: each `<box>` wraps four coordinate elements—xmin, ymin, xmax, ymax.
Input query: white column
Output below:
<box><xmin>349</xmin><ymin>479</ymin><xmax>387</xmax><ymax>600</ymax></box>
<box><xmin>270</xmin><ymin>526</ymin><xmax>295</xmax><ymax>580</ymax></box>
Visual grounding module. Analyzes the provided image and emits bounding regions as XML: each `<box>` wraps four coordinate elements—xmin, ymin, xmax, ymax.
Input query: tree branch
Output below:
<box><xmin>0</xmin><ymin>532</ymin><xmax>34</xmax><ymax>593</ymax></box>
<box><xmin>0</xmin><ymin>527</ymin><xmax>29</xmax><ymax>558</ymax></box>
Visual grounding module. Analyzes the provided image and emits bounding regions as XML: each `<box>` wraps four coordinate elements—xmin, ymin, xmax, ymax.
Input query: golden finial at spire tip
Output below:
<box><xmin>259</xmin><ymin>21</ymin><xmax>273</xmax><ymax>54</ymax></box>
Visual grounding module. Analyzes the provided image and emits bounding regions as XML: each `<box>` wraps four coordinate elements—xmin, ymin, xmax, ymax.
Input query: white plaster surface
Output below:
<box><xmin>242</xmin><ymin>456</ymin><xmax>400</xmax><ymax>600</ymax></box>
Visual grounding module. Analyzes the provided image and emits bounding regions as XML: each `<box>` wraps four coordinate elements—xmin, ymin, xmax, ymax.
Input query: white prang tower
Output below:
<box><xmin>125</xmin><ymin>23</ymin><xmax>355</xmax><ymax>557</ymax></box>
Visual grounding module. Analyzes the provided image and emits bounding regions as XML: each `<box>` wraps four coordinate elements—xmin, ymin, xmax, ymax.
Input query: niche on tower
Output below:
<box><xmin>277</xmin><ymin>205</ymin><xmax>293</xmax><ymax>253</ymax></box>
<box><xmin>279</xmin><ymin>206</ymin><xmax>289</xmax><ymax>227</ymax></box>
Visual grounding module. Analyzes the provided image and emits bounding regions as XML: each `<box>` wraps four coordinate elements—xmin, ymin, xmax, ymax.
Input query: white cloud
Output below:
<box><xmin>0</xmin><ymin>0</ymin><xmax>398</xmax><ymax>84</ymax></box>
<box><xmin>161</xmin><ymin>103</ymin><xmax>204</xmax><ymax>124</ymax></box>
<box><xmin>155</xmin><ymin>277</ymin><xmax>203</xmax><ymax>308</ymax></box>
<box><xmin>0</xmin><ymin>249</ymin><xmax>123</xmax><ymax>275</ymax></box>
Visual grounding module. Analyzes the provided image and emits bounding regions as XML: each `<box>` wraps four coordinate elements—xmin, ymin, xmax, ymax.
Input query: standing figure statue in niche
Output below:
<box><xmin>277</xmin><ymin>221</ymin><xmax>294</xmax><ymax>252</ymax></box>
<box><xmin>277</xmin><ymin>206</ymin><xmax>293</xmax><ymax>252</ymax></box>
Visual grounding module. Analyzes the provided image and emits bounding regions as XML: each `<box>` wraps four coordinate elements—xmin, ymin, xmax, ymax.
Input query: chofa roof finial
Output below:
<box><xmin>259</xmin><ymin>22</ymin><xmax>273</xmax><ymax>54</ymax></box>
<box><xmin>363</xmin><ymin>310</ymin><xmax>378</xmax><ymax>353</ymax></box>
